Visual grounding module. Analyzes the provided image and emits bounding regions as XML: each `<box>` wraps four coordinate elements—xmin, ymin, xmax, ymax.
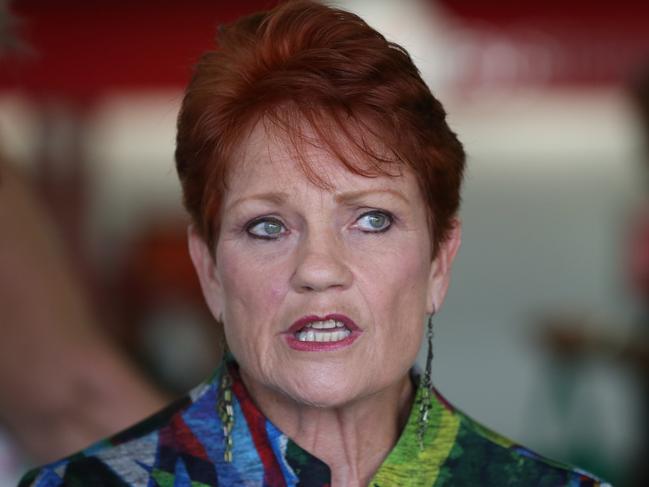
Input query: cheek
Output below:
<box><xmin>398</xmin><ymin>249</ymin><xmax>431</xmax><ymax>310</ymax></box>
<box><xmin>270</xmin><ymin>283</ymin><xmax>285</xmax><ymax>301</ymax></box>
<box><xmin>358</xmin><ymin>241</ymin><xmax>430</xmax><ymax>337</ymax></box>
<box><xmin>359</xmin><ymin>241</ymin><xmax>429</xmax><ymax>300</ymax></box>
<box><xmin>218</xmin><ymin>247</ymin><xmax>289</xmax><ymax>316</ymax></box>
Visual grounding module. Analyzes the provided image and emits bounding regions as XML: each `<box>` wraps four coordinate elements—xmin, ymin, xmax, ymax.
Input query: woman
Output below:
<box><xmin>20</xmin><ymin>1</ymin><xmax>609</xmax><ymax>485</ymax></box>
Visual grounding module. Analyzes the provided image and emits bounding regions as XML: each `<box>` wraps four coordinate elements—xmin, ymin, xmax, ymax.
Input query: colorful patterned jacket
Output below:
<box><xmin>19</xmin><ymin>361</ymin><xmax>610</xmax><ymax>486</ymax></box>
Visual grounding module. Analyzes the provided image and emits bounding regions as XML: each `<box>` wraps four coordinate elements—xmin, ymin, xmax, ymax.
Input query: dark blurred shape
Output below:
<box><xmin>631</xmin><ymin>62</ymin><xmax>649</xmax><ymax>179</ymax></box>
<box><xmin>0</xmin><ymin>0</ymin><xmax>28</xmax><ymax>59</ymax></box>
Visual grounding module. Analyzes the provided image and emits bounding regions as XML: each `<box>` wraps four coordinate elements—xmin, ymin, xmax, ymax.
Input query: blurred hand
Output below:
<box><xmin>0</xmin><ymin>162</ymin><xmax>167</xmax><ymax>462</ymax></box>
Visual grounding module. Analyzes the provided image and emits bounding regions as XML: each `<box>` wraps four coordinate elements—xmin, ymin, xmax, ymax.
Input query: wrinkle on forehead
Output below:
<box><xmin>228</xmin><ymin>108</ymin><xmax>405</xmax><ymax>193</ymax></box>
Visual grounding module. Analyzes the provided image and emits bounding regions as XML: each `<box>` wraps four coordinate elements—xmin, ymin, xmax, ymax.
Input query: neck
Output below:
<box><xmin>239</xmin><ymin>369</ymin><xmax>414</xmax><ymax>487</ymax></box>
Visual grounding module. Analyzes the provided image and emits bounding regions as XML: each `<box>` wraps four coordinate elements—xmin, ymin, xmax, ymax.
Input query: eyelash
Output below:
<box><xmin>244</xmin><ymin>210</ymin><xmax>394</xmax><ymax>240</ymax></box>
<box><xmin>245</xmin><ymin>216</ymin><xmax>286</xmax><ymax>240</ymax></box>
<box><xmin>354</xmin><ymin>210</ymin><xmax>393</xmax><ymax>233</ymax></box>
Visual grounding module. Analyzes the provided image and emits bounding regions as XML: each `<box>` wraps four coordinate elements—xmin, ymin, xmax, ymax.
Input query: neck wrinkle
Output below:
<box><xmin>235</xmin><ymin>363</ymin><xmax>415</xmax><ymax>486</ymax></box>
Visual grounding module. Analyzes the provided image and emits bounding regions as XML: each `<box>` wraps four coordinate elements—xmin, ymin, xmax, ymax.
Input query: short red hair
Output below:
<box><xmin>175</xmin><ymin>0</ymin><xmax>465</xmax><ymax>257</ymax></box>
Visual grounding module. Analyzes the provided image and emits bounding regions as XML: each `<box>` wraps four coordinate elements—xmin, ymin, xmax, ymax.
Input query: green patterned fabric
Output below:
<box><xmin>370</xmin><ymin>384</ymin><xmax>608</xmax><ymax>486</ymax></box>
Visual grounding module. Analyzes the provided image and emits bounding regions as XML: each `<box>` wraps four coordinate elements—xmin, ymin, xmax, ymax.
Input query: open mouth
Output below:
<box><xmin>285</xmin><ymin>314</ymin><xmax>360</xmax><ymax>350</ymax></box>
<box><xmin>294</xmin><ymin>319</ymin><xmax>352</xmax><ymax>342</ymax></box>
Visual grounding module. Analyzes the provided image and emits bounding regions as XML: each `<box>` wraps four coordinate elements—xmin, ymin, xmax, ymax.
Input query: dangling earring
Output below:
<box><xmin>217</xmin><ymin>370</ymin><xmax>234</xmax><ymax>462</ymax></box>
<box><xmin>417</xmin><ymin>311</ymin><xmax>434</xmax><ymax>450</ymax></box>
<box><xmin>215</xmin><ymin>317</ymin><xmax>234</xmax><ymax>462</ymax></box>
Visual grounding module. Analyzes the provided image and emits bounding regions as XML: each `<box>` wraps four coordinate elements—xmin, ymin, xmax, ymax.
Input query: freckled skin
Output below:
<box><xmin>189</xmin><ymin>121</ymin><xmax>461</xmax><ymax>486</ymax></box>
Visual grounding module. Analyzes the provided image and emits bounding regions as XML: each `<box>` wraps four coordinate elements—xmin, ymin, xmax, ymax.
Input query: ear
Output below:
<box><xmin>187</xmin><ymin>225</ymin><xmax>224</xmax><ymax>321</ymax></box>
<box><xmin>426</xmin><ymin>219</ymin><xmax>462</xmax><ymax>314</ymax></box>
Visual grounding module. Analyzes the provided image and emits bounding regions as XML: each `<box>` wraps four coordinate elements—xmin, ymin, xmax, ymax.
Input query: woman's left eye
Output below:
<box><xmin>355</xmin><ymin>211</ymin><xmax>393</xmax><ymax>232</ymax></box>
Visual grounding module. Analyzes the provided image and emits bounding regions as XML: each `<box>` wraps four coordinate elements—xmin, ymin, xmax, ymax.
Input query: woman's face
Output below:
<box><xmin>189</xmin><ymin>122</ymin><xmax>461</xmax><ymax>408</ymax></box>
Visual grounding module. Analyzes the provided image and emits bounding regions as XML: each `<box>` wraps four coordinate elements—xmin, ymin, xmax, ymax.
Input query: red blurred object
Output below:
<box><xmin>118</xmin><ymin>222</ymin><xmax>204</xmax><ymax>309</ymax></box>
<box><xmin>1</xmin><ymin>0</ymin><xmax>276</xmax><ymax>99</ymax></box>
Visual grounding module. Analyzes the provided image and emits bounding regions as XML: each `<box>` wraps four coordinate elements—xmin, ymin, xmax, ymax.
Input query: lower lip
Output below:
<box><xmin>284</xmin><ymin>330</ymin><xmax>362</xmax><ymax>352</ymax></box>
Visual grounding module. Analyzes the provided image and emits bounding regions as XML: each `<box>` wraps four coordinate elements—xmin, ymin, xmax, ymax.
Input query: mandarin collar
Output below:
<box><xmin>207</xmin><ymin>359</ymin><xmax>453</xmax><ymax>486</ymax></box>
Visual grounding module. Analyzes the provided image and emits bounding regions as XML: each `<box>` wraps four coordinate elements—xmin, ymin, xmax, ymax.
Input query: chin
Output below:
<box><xmin>278</xmin><ymin>371</ymin><xmax>367</xmax><ymax>409</ymax></box>
<box><xmin>288</xmin><ymin>387</ymin><xmax>359</xmax><ymax>409</ymax></box>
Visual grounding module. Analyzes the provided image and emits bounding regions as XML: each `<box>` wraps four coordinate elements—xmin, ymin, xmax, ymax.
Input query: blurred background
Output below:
<box><xmin>1</xmin><ymin>0</ymin><xmax>648</xmax><ymax>485</ymax></box>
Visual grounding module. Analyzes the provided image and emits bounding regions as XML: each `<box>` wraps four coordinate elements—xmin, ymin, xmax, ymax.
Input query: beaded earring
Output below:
<box><xmin>215</xmin><ymin>317</ymin><xmax>234</xmax><ymax>463</ymax></box>
<box><xmin>217</xmin><ymin>365</ymin><xmax>234</xmax><ymax>462</ymax></box>
<box><xmin>417</xmin><ymin>312</ymin><xmax>434</xmax><ymax>450</ymax></box>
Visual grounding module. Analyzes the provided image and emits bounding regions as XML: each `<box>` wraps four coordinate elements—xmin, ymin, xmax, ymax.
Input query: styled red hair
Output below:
<box><xmin>175</xmin><ymin>0</ymin><xmax>465</xmax><ymax>257</ymax></box>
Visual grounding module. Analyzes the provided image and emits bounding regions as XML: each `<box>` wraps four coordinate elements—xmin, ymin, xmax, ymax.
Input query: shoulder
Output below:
<box><xmin>442</xmin><ymin>395</ymin><xmax>611</xmax><ymax>486</ymax></box>
<box><xmin>18</xmin><ymin>394</ymin><xmax>193</xmax><ymax>487</ymax></box>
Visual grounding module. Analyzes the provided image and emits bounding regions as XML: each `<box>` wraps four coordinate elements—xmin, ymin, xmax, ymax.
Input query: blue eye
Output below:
<box><xmin>246</xmin><ymin>218</ymin><xmax>286</xmax><ymax>239</ymax></box>
<box><xmin>356</xmin><ymin>211</ymin><xmax>392</xmax><ymax>232</ymax></box>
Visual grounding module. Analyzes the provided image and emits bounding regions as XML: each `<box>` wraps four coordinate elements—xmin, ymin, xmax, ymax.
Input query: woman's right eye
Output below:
<box><xmin>246</xmin><ymin>218</ymin><xmax>287</xmax><ymax>240</ymax></box>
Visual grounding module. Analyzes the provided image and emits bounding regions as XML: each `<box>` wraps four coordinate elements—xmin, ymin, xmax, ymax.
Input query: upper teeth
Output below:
<box><xmin>307</xmin><ymin>319</ymin><xmax>343</xmax><ymax>330</ymax></box>
<box><xmin>295</xmin><ymin>320</ymin><xmax>351</xmax><ymax>342</ymax></box>
<box><xmin>297</xmin><ymin>329</ymin><xmax>351</xmax><ymax>342</ymax></box>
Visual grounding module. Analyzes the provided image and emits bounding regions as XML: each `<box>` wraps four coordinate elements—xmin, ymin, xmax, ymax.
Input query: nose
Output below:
<box><xmin>290</xmin><ymin>230</ymin><xmax>353</xmax><ymax>293</ymax></box>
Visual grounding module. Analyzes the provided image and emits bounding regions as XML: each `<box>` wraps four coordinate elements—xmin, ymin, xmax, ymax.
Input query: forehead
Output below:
<box><xmin>225</xmin><ymin>118</ymin><xmax>418</xmax><ymax>199</ymax></box>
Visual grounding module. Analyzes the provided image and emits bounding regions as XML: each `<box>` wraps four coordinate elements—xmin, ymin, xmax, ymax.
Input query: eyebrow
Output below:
<box><xmin>226</xmin><ymin>192</ymin><xmax>289</xmax><ymax>211</ymax></box>
<box><xmin>226</xmin><ymin>188</ymin><xmax>409</xmax><ymax>212</ymax></box>
<box><xmin>335</xmin><ymin>189</ymin><xmax>410</xmax><ymax>205</ymax></box>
